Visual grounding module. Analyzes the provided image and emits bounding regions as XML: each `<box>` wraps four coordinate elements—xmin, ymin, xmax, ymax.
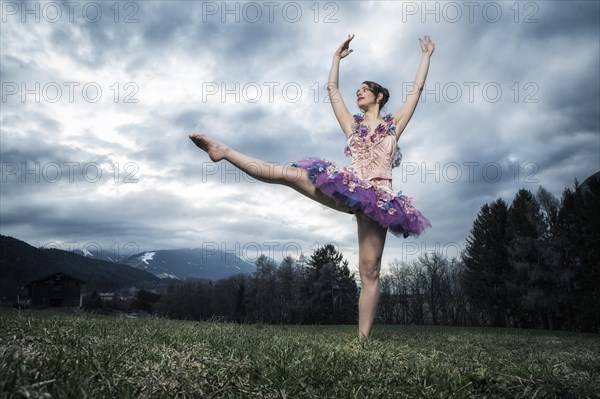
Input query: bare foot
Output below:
<box><xmin>189</xmin><ymin>133</ymin><xmax>228</xmax><ymax>162</ymax></box>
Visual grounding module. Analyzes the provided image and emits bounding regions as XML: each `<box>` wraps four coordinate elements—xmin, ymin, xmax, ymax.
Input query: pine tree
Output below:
<box><xmin>306</xmin><ymin>244</ymin><xmax>357</xmax><ymax>324</ymax></box>
<box><xmin>555</xmin><ymin>186</ymin><xmax>579</xmax><ymax>329</ymax></box>
<box><xmin>462</xmin><ymin>198</ymin><xmax>510</xmax><ymax>326</ymax></box>
<box><xmin>276</xmin><ymin>255</ymin><xmax>296</xmax><ymax>323</ymax></box>
<box><xmin>248</xmin><ymin>255</ymin><xmax>277</xmax><ymax>323</ymax></box>
<box><xmin>506</xmin><ymin>189</ymin><xmax>545</xmax><ymax>328</ymax></box>
<box><xmin>573</xmin><ymin>176</ymin><xmax>600</xmax><ymax>332</ymax></box>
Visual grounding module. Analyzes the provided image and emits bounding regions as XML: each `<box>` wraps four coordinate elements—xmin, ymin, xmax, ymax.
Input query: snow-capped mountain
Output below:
<box><xmin>123</xmin><ymin>248</ymin><xmax>256</xmax><ymax>281</ymax></box>
<box><xmin>73</xmin><ymin>246</ymin><xmax>128</xmax><ymax>263</ymax></box>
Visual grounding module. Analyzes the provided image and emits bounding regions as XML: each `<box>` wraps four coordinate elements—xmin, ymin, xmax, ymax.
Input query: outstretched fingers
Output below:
<box><xmin>335</xmin><ymin>33</ymin><xmax>355</xmax><ymax>58</ymax></box>
<box><xmin>419</xmin><ymin>35</ymin><xmax>435</xmax><ymax>54</ymax></box>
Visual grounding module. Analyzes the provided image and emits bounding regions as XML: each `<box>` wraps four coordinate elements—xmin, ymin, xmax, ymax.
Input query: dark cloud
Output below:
<box><xmin>525</xmin><ymin>1</ymin><xmax>599</xmax><ymax>39</ymax></box>
<box><xmin>1</xmin><ymin>1</ymin><xmax>598</xmax><ymax>267</ymax></box>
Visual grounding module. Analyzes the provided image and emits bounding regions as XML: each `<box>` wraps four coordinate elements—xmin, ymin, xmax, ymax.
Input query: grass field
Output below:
<box><xmin>0</xmin><ymin>309</ymin><xmax>598</xmax><ymax>398</ymax></box>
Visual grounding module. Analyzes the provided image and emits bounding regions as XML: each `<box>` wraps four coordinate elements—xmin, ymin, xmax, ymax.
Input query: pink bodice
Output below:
<box><xmin>344</xmin><ymin>113</ymin><xmax>402</xmax><ymax>190</ymax></box>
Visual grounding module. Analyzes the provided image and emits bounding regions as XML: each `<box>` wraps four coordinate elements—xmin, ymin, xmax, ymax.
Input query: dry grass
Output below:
<box><xmin>1</xmin><ymin>309</ymin><xmax>598</xmax><ymax>398</ymax></box>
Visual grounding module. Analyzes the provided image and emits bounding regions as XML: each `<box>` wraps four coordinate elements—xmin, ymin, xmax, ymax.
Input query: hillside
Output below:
<box><xmin>0</xmin><ymin>235</ymin><xmax>160</xmax><ymax>299</ymax></box>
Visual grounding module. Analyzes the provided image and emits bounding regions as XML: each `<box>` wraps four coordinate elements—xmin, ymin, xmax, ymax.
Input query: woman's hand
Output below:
<box><xmin>334</xmin><ymin>34</ymin><xmax>355</xmax><ymax>59</ymax></box>
<box><xmin>419</xmin><ymin>35</ymin><xmax>435</xmax><ymax>56</ymax></box>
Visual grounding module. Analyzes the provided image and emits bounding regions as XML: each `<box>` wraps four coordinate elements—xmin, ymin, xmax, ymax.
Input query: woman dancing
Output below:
<box><xmin>190</xmin><ymin>34</ymin><xmax>434</xmax><ymax>338</ymax></box>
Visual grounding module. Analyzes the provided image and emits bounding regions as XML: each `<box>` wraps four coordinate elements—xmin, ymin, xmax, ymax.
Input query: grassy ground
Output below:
<box><xmin>0</xmin><ymin>309</ymin><xmax>598</xmax><ymax>398</ymax></box>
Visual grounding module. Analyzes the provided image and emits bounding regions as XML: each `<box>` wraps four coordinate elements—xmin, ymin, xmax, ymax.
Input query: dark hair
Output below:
<box><xmin>362</xmin><ymin>80</ymin><xmax>390</xmax><ymax>110</ymax></box>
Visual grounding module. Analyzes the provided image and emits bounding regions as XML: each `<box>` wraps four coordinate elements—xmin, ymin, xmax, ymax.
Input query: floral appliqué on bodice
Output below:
<box><xmin>293</xmin><ymin>113</ymin><xmax>422</xmax><ymax>225</ymax></box>
<box><xmin>343</xmin><ymin>113</ymin><xmax>402</xmax><ymax>190</ymax></box>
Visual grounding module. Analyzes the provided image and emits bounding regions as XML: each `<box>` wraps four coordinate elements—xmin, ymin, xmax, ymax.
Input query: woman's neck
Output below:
<box><xmin>363</xmin><ymin>108</ymin><xmax>380</xmax><ymax>122</ymax></box>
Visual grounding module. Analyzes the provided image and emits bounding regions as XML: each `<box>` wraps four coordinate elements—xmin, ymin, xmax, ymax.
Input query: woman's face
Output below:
<box><xmin>356</xmin><ymin>84</ymin><xmax>378</xmax><ymax>108</ymax></box>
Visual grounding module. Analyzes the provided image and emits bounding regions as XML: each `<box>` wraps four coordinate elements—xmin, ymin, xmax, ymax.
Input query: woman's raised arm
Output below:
<box><xmin>328</xmin><ymin>34</ymin><xmax>355</xmax><ymax>138</ymax></box>
<box><xmin>393</xmin><ymin>35</ymin><xmax>435</xmax><ymax>140</ymax></box>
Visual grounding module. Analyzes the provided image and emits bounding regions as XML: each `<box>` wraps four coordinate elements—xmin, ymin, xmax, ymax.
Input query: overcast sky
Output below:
<box><xmin>1</xmin><ymin>0</ymin><xmax>599</xmax><ymax>273</ymax></box>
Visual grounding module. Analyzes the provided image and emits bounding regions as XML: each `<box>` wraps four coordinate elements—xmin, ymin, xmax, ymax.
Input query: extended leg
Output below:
<box><xmin>189</xmin><ymin>133</ymin><xmax>351</xmax><ymax>213</ymax></box>
<box><xmin>356</xmin><ymin>212</ymin><xmax>387</xmax><ymax>339</ymax></box>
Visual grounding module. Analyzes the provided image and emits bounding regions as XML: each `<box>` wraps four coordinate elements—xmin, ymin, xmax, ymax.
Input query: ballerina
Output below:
<box><xmin>190</xmin><ymin>34</ymin><xmax>434</xmax><ymax>338</ymax></box>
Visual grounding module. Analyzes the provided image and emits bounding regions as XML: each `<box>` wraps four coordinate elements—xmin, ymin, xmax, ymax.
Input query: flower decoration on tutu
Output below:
<box><xmin>380</xmin><ymin>200</ymin><xmax>392</xmax><ymax>211</ymax></box>
<box><xmin>378</xmin><ymin>200</ymin><xmax>397</xmax><ymax>215</ymax></box>
<box><xmin>341</xmin><ymin>169</ymin><xmax>355</xmax><ymax>186</ymax></box>
<box><xmin>292</xmin><ymin>158</ymin><xmax>335</xmax><ymax>184</ymax></box>
<box><xmin>373</xmin><ymin>186</ymin><xmax>393</xmax><ymax>201</ymax></box>
<box><xmin>326</xmin><ymin>165</ymin><xmax>336</xmax><ymax>177</ymax></box>
<box><xmin>400</xmin><ymin>195</ymin><xmax>416</xmax><ymax>215</ymax></box>
<box><xmin>291</xmin><ymin>157</ymin><xmax>432</xmax><ymax>238</ymax></box>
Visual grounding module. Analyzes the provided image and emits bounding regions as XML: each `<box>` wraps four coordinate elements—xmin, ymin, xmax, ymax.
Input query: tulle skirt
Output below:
<box><xmin>292</xmin><ymin>157</ymin><xmax>431</xmax><ymax>238</ymax></box>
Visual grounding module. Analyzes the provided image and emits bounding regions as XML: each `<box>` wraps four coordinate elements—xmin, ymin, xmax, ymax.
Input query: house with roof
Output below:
<box><xmin>23</xmin><ymin>272</ymin><xmax>86</xmax><ymax>308</ymax></box>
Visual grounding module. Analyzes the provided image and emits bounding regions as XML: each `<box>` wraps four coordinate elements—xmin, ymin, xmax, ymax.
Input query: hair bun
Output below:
<box><xmin>361</xmin><ymin>80</ymin><xmax>390</xmax><ymax>110</ymax></box>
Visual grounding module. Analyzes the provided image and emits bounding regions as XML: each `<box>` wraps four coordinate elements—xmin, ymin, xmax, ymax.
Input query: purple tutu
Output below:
<box><xmin>292</xmin><ymin>157</ymin><xmax>432</xmax><ymax>238</ymax></box>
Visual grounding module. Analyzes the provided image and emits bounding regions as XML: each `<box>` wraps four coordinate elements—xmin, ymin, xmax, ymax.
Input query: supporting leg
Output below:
<box><xmin>356</xmin><ymin>212</ymin><xmax>387</xmax><ymax>339</ymax></box>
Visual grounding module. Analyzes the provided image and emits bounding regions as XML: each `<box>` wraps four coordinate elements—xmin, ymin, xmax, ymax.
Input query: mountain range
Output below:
<box><xmin>122</xmin><ymin>248</ymin><xmax>255</xmax><ymax>281</ymax></box>
<box><xmin>0</xmin><ymin>235</ymin><xmax>256</xmax><ymax>301</ymax></box>
<box><xmin>0</xmin><ymin>234</ymin><xmax>160</xmax><ymax>299</ymax></box>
